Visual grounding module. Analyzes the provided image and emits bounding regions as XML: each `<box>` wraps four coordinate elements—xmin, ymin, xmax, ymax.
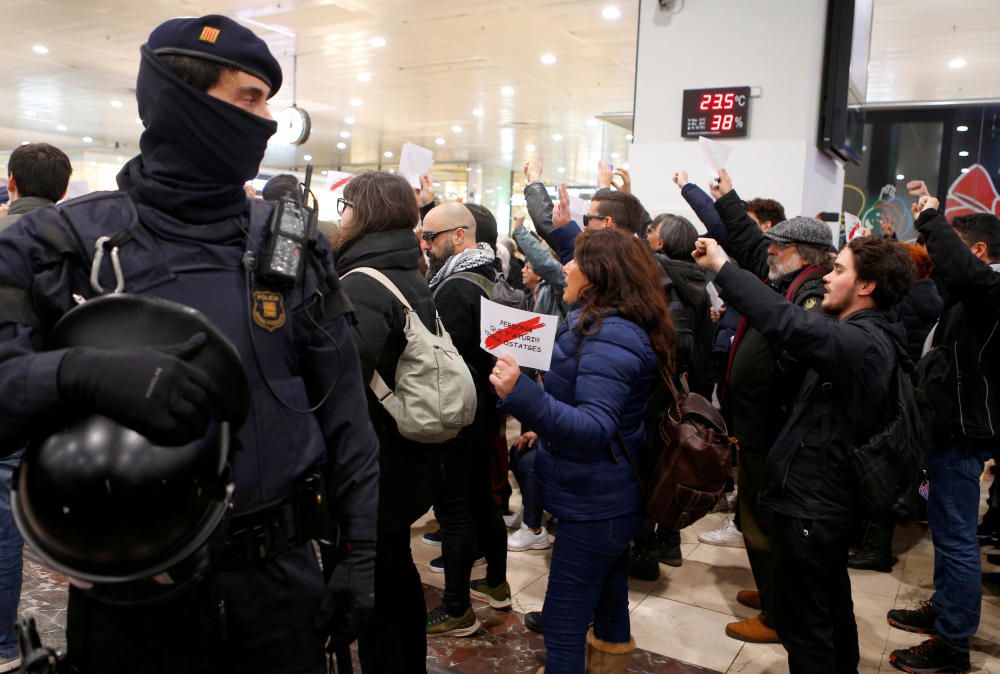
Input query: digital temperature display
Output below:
<box><xmin>681</xmin><ymin>86</ymin><xmax>751</xmax><ymax>138</ymax></box>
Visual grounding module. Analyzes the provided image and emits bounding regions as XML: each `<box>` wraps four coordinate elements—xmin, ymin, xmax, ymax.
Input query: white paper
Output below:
<box><xmin>706</xmin><ymin>282</ymin><xmax>724</xmax><ymax>311</ymax></box>
<box><xmin>844</xmin><ymin>212</ymin><xmax>862</xmax><ymax>241</ymax></box>
<box><xmin>399</xmin><ymin>142</ymin><xmax>435</xmax><ymax>189</ymax></box>
<box><xmin>479</xmin><ymin>297</ymin><xmax>559</xmax><ymax>371</ymax></box>
<box><xmin>569</xmin><ymin>195</ymin><xmax>587</xmax><ymax>227</ymax></box>
<box><xmin>699</xmin><ymin>136</ymin><xmax>732</xmax><ymax>180</ymax></box>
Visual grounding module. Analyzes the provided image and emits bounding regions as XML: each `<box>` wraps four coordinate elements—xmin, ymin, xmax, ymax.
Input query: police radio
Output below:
<box><xmin>258</xmin><ymin>165</ymin><xmax>318</xmax><ymax>286</ymax></box>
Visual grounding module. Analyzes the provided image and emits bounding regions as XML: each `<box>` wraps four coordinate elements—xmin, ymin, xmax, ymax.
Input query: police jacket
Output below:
<box><xmin>714</xmin><ymin>262</ymin><xmax>905</xmax><ymax>524</ymax></box>
<box><xmin>498</xmin><ymin>309</ymin><xmax>656</xmax><ymax>521</ymax></box>
<box><xmin>336</xmin><ymin>228</ymin><xmax>441</xmax><ymax>534</ymax></box>
<box><xmin>917</xmin><ymin>208</ymin><xmax>1000</xmax><ymax>441</ymax></box>
<box><xmin>0</xmin><ymin>192</ymin><xmax>380</xmax><ymax>542</ymax></box>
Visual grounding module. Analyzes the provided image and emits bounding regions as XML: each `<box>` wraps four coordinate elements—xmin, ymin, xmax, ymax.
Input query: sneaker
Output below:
<box><xmin>658</xmin><ymin>543</ymin><xmax>683</xmax><ymax>567</ymax></box>
<box><xmin>697</xmin><ymin>516</ymin><xmax>745</xmax><ymax>548</ymax></box>
<box><xmin>503</xmin><ymin>510</ymin><xmax>523</xmax><ymax>529</ymax></box>
<box><xmin>726</xmin><ymin>489</ymin><xmax>738</xmax><ymax>511</ymax></box>
<box><xmin>421</xmin><ymin>530</ymin><xmax>442</xmax><ymax>547</ymax></box>
<box><xmin>725</xmin><ymin>615</ymin><xmax>780</xmax><ymax>643</ymax></box>
<box><xmin>507</xmin><ymin>524</ymin><xmax>550</xmax><ymax>551</ymax></box>
<box><xmin>736</xmin><ymin>590</ymin><xmax>761</xmax><ymax>610</ymax></box>
<box><xmin>524</xmin><ymin>610</ymin><xmax>543</xmax><ymax>634</ymax></box>
<box><xmin>0</xmin><ymin>656</ymin><xmax>21</xmax><ymax>674</ymax></box>
<box><xmin>428</xmin><ymin>555</ymin><xmax>486</xmax><ymax>573</ymax></box>
<box><xmin>426</xmin><ymin>605</ymin><xmax>481</xmax><ymax>638</ymax></box>
<box><xmin>888</xmin><ymin>602</ymin><xmax>938</xmax><ymax>635</ymax></box>
<box><xmin>469</xmin><ymin>578</ymin><xmax>513</xmax><ymax>610</ymax></box>
<box><xmin>628</xmin><ymin>544</ymin><xmax>661</xmax><ymax>581</ymax></box>
<box><xmin>889</xmin><ymin>636</ymin><xmax>970</xmax><ymax>673</ymax></box>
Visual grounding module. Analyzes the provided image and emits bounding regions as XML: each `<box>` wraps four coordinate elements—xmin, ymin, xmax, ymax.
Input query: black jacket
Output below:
<box><xmin>336</xmin><ymin>229</ymin><xmax>440</xmax><ymax>533</ymax></box>
<box><xmin>917</xmin><ymin>208</ymin><xmax>1000</xmax><ymax>440</ymax></box>
<box><xmin>715</xmin><ymin>262</ymin><xmax>905</xmax><ymax>523</ymax></box>
<box><xmin>895</xmin><ymin>278</ymin><xmax>944</xmax><ymax>362</ymax></box>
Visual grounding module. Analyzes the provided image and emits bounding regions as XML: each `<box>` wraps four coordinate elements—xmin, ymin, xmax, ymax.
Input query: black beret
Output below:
<box><xmin>147</xmin><ymin>14</ymin><xmax>282</xmax><ymax>97</ymax></box>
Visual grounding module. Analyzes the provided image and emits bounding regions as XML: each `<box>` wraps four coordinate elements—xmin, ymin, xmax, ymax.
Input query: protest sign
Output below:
<box><xmin>479</xmin><ymin>297</ymin><xmax>558</xmax><ymax>371</ymax></box>
<box><xmin>399</xmin><ymin>142</ymin><xmax>434</xmax><ymax>188</ymax></box>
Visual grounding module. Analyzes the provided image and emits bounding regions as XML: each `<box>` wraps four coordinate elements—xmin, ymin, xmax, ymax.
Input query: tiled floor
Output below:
<box><xmin>16</xmin><ymin>475</ymin><xmax>1000</xmax><ymax>672</ymax></box>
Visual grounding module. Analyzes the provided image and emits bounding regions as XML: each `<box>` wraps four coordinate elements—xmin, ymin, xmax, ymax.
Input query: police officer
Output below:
<box><xmin>0</xmin><ymin>15</ymin><xmax>378</xmax><ymax>674</ymax></box>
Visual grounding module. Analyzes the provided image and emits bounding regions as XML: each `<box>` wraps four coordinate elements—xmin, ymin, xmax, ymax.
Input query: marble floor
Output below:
<box><xmin>16</xmin><ymin>476</ymin><xmax>1000</xmax><ymax>673</ymax></box>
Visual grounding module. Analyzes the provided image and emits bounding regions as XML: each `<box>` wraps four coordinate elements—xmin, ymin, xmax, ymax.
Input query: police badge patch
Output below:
<box><xmin>252</xmin><ymin>291</ymin><xmax>286</xmax><ymax>331</ymax></box>
<box><xmin>803</xmin><ymin>297</ymin><xmax>818</xmax><ymax>310</ymax></box>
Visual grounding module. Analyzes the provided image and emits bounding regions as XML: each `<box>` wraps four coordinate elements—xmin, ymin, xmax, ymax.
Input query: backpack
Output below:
<box><xmin>341</xmin><ymin>267</ymin><xmax>477</xmax><ymax>443</ymax></box>
<box><xmin>623</xmin><ymin>373</ymin><xmax>736</xmax><ymax>529</ymax></box>
<box><xmin>435</xmin><ymin>270</ymin><xmax>528</xmax><ymax>310</ymax></box>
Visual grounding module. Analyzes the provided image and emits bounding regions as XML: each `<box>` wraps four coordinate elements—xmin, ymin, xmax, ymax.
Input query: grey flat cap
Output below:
<box><xmin>763</xmin><ymin>216</ymin><xmax>835</xmax><ymax>251</ymax></box>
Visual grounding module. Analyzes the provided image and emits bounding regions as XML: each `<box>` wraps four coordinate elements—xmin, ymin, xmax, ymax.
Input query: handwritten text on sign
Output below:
<box><xmin>479</xmin><ymin>298</ymin><xmax>558</xmax><ymax>371</ymax></box>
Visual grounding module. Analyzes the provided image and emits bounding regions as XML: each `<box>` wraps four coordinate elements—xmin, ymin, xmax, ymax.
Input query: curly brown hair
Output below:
<box><xmin>573</xmin><ymin>229</ymin><xmax>676</xmax><ymax>373</ymax></box>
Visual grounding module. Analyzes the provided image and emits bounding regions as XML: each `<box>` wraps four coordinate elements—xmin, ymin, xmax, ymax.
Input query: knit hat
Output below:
<box><xmin>147</xmin><ymin>15</ymin><xmax>282</xmax><ymax>97</ymax></box>
<box><xmin>764</xmin><ymin>216</ymin><xmax>835</xmax><ymax>251</ymax></box>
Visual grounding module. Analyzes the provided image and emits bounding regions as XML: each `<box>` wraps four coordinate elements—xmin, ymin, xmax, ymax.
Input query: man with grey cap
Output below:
<box><xmin>706</xmin><ymin>169</ymin><xmax>835</xmax><ymax>645</ymax></box>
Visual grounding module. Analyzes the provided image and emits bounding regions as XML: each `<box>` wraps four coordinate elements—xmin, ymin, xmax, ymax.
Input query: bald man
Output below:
<box><xmin>421</xmin><ymin>202</ymin><xmax>511</xmax><ymax>637</ymax></box>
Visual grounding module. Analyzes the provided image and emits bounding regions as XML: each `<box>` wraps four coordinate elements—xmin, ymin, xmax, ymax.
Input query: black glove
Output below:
<box><xmin>314</xmin><ymin>540</ymin><xmax>376</xmax><ymax>649</ymax></box>
<box><xmin>57</xmin><ymin>333</ymin><xmax>215</xmax><ymax>446</ymax></box>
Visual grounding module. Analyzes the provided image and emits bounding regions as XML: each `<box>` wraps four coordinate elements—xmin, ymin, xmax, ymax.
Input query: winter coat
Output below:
<box><xmin>895</xmin><ymin>278</ymin><xmax>944</xmax><ymax>362</ymax></box>
<box><xmin>917</xmin><ymin>208</ymin><xmax>1000</xmax><ymax>441</ymax></box>
<box><xmin>654</xmin><ymin>253</ymin><xmax>714</xmax><ymax>395</ymax></box>
<box><xmin>498</xmin><ymin>309</ymin><xmax>657</xmax><ymax>521</ymax></box>
<box><xmin>512</xmin><ymin>226</ymin><xmax>569</xmax><ymax>321</ymax></box>
<box><xmin>680</xmin><ymin>183</ymin><xmax>730</xmax><ymax>247</ymax></box>
<box><xmin>336</xmin><ymin>228</ymin><xmax>440</xmax><ymax>533</ymax></box>
<box><xmin>715</xmin><ymin>262</ymin><xmax>906</xmax><ymax>524</ymax></box>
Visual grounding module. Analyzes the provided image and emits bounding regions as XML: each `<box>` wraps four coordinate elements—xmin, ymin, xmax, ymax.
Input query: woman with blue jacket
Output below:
<box><xmin>490</xmin><ymin>229</ymin><xmax>675</xmax><ymax>674</ymax></box>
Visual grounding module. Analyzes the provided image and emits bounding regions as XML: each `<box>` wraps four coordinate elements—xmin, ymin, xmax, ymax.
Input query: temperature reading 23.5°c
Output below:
<box><xmin>699</xmin><ymin>92</ymin><xmax>747</xmax><ymax>111</ymax></box>
<box><xmin>681</xmin><ymin>86</ymin><xmax>751</xmax><ymax>138</ymax></box>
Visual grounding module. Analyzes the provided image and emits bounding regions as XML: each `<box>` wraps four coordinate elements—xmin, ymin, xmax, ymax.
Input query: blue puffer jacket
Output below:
<box><xmin>499</xmin><ymin>309</ymin><xmax>656</xmax><ymax>521</ymax></box>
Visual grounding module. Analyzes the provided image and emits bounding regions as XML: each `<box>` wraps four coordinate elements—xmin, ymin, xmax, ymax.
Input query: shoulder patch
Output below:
<box><xmin>252</xmin><ymin>290</ymin><xmax>286</xmax><ymax>332</ymax></box>
<box><xmin>803</xmin><ymin>297</ymin><xmax>819</xmax><ymax>310</ymax></box>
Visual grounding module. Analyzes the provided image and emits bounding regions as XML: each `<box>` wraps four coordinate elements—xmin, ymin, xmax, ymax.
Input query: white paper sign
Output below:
<box><xmin>399</xmin><ymin>142</ymin><xmax>435</xmax><ymax>189</ymax></box>
<box><xmin>569</xmin><ymin>194</ymin><xmax>587</xmax><ymax>227</ymax></box>
<box><xmin>844</xmin><ymin>212</ymin><xmax>862</xmax><ymax>241</ymax></box>
<box><xmin>699</xmin><ymin>135</ymin><xmax>732</xmax><ymax>179</ymax></box>
<box><xmin>706</xmin><ymin>282</ymin><xmax>724</xmax><ymax>310</ymax></box>
<box><xmin>479</xmin><ymin>297</ymin><xmax>559</xmax><ymax>371</ymax></box>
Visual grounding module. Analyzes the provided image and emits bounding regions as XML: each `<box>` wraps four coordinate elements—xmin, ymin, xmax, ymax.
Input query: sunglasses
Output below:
<box><xmin>421</xmin><ymin>226</ymin><xmax>467</xmax><ymax>243</ymax></box>
<box><xmin>336</xmin><ymin>197</ymin><xmax>353</xmax><ymax>215</ymax></box>
<box><xmin>583</xmin><ymin>214</ymin><xmax>610</xmax><ymax>227</ymax></box>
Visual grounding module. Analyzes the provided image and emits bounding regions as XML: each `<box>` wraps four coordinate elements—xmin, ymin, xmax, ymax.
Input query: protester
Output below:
<box><xmin>694</xmin><ymin>233</ymin><xmax>914</xmax><ymax>673</ymax></box>
<box><xmin>511</xmin><ymin>211</ymin><xmax>568</xmax><ymax>320</ymax></box>
<box><xmin>492</xmin><ymin>228</ymin><xmax>674</xmax><ymax>674</ymax></box>
<box><xmin>745</xmin><ymin>198</ymin><xmax>786</xmax><ymax>233</ymax></box>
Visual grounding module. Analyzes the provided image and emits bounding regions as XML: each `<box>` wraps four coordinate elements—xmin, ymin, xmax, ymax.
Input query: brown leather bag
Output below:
<box><xmin>624</xmin><ymin>373</ymin><xmax>736</xmax><ymax>530</ymax></box>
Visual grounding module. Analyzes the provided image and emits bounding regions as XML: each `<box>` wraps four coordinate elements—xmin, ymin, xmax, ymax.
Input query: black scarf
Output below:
<box><xmin>117</xmin><ymin>44</ymin><xmax>277</xmax><ymax>224</ymax></box>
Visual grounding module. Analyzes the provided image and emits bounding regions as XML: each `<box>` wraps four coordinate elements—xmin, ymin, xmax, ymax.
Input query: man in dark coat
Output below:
<box><xmin>695</xmin><ymin>234</ymin><xmax>914</xmax><ymax>674</ymax></box>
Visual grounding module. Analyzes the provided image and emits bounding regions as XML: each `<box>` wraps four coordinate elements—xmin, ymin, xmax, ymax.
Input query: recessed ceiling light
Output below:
<box><xmin>472</xmin><ymin>107</ymin><xmax>485</xmax><ymax>117</ymax></box>
<box><xmin>557</xmin><ymin>167</ymin><xmax>566</xmax><ymax>173</ymax></box>
<box><xmin>24</xmin><ymin>110</ymin><xmax>35</xmax><ymax>117</ymax></box>
<box><xmin>526</xmin><ymin>144</ymin><xmax>536</xmax><ymax>152</ymax></box>
<box><xmin>500</xmin><ymin>86</ymin><xmax>515</xmax><ymax>97</ymax></box>
<box><xmin>961</xmin><ymin>167</ymin><xmax>970</xmax><ymax>174</ymax></box>
<box><xmin>435</xmin><ymin>138</ymin><xmax>446</xmax><ymax>146</ymax></box>
<box><xmin>350</xmin><ymin>97</ymin><xmax>363</xmax><ymax>107</ymax></box>
<box><xmin>949</xmin><ymin>57</ymin><xmax>967</xmax><ymax>69</ymax></box>
<box><xmin>32</xmin><ymin>44</ymin><xmax>49</xmax><ymax>55</ymax></box>
<box><xmin>896</xmin><ymin>174</ymin><xmax>905</xmax><ymax>180</ymax></box>
<box><xmin>82</xmin><ymin>136</ymin><xmax>93</xmax><ymax>143</ymax></box>
<box><xmin>357</xmin><ymin>73</ymin><xmax>372</xmax><ymax>82</ymax></box>
<box><xmin>340</xmin><ymin>130</ymin><xmax>351</xmax><ymax>138</ymax></box>
<box><xmin>433</xmin><ymin>182</ymin><xmax>441</xmax><ymax>188</ymax></box>
<box><xmin>465</xmin><ymin>167</ymin><xmax>472</xmax><ymax>172</ymax></box>
<box><xmin>476</xmin><ymin>168</ymin><xmax>482</xmax><ymax>174</ymax></box>
<box><xmin>586</xmin><ymin>119</ymin><xmax>598</xmax><ymax>127</ymax></box>
<box><xmin>610</xmin><ymin>152</ymin><xmax>620</xmax><ymax>159</ymax></box>
<box><xmin>370</xmin><ymin>36</ymin><xmax>386</xmax><ymax>48</ymax></box>
<box><xmin>337</xmin><ymin>142</ymin><xmax>347</xmax><ymax>150</ymax></box>
<box><xmin>20</xmin><ymin>141</ymin><xmax>30</xmax><ymax>146</ymax></box>
<box><xmin>625</xmin><ymin>133</ymin><xmax>634</xmax><ymax>141</ymax></box>
<box><xmin>384</xmin><ymin>151</ymin><xmax>393</xmax><ymax>158</ymax></box>
<box><xmin>303</xmin><ymin>154</ymin><xmax>313</xmax><ymax>161</ymax></box>
<box><xmin>344</xmin><ymin>116</ymin><xmax>356</xmax><ymax>124</ymax></box>
<box><xmin>601</xmin><ymin>6</ymin><xmax>622</xmax><ymax>20</ymax></box>
<box><xmin>451</xmin><ymin>125</ymin><xmax>463</xmax><ymax>134</ymax></box>
<box><xmin>956</xmin><ymin>125</ymin><xmax>969</xmax><ymax>132</ymax></box>
<box><xmin>540</xmin><ymin>53</ymin><xmax>557</xmax><ymax>65</ymax></box>
<box><xmin>321</xmin><ymin>170</ymin><xmax>328</xmax><ymax>175</ymax></box>
<box><xmin>959</xmin><ymin>150</ymin><xmax>970</xmax><ymax>157</ymax></box>
<box><xmin>552</xmin><ymin>133</ymin><xmax>563</xmax><ymax>141</ymax></box>
<box><xmin>56</xmin><ymin>124</ymin><xmax>67</xmax><ymax>131</ymax></box>
<box><xmin>110</xmin><ymin>100</ymin><xmax>122</xmax><ymax>108</ymax></box>
<box><xmin>502</xmin><ymin>154</ymin><xmax>512</xmax><ymax>161</ymax></box>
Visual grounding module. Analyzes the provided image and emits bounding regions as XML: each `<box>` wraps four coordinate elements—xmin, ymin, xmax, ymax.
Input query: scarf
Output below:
<box><xmin>428</xmin><ymin>243</ymin><xmax>496</xmax><ymax>290</ymax></box>
<box><xmin>117</xmin><ymin>44</ymin><xmax>277</xmax><ymax>224</ymax></box>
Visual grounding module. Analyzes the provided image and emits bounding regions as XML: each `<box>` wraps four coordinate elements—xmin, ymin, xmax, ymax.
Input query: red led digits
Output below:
<box><xmin>699</xmin><ymin>94</ymin><xmax>712</xmax><ymax>111</ymax></box>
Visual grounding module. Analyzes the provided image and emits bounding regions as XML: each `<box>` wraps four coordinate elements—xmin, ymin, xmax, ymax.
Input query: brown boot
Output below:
<box><xmin>736</xmin><ymin>589</ymin><xmax>761</xmax><ymax>610</ymax></box>
<box><xmin>585</xmin><ymin>628</ymin><xmax>636</xmax><ymax>674</ymax></box>
<box><xmin>725</xmin><ymin>614</ymin><xmax>779</xmax><ymax>643</ymax></box>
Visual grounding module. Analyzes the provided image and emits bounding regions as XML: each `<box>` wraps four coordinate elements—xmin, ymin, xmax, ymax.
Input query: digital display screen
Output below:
<box><xmin>681</xmin><ymin>87</ymin><xmax>751</xmax><ymax>138</ymax></box>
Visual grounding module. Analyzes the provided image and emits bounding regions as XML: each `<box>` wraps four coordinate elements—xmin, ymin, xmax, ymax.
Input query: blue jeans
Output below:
<box><xmin>509</xmin><ymin>446</ymin><xmax>542</xmax><ymax>529</ymax></box>
<box><xmin>0</xmin><ymin>451</ymin><xmax>24</xmax><ymax>659</ymax></box>
<box><xmin>542</xmin><ymin>514</ymin><xmax>640</xmax><ymax>673</ymax></box>
<box><xmin>927</xmin><ymin>438</ymin><xmax>993</xmax><ymax>651</ymax></box>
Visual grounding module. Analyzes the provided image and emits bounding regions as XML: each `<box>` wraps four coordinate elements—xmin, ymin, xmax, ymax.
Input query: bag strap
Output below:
<box><xmin>340</xmin><ymin>267</ymin><xmax>414</xmax><ymax>311</ymax></box>
<box><xmin>436</xmin><ymin>270</ymin><xmax>494</xmax><ymax>298</ymax></box>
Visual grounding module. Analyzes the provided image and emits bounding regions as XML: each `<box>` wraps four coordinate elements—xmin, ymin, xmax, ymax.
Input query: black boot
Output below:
<box><xmin>889</xmin><ymin>637</ymin><xmax>970</xmax><ymax>673</ymax></box>
<box><xmin>849</xmin><ymin>521</ymin><xmax>898</xmax><ymax>572</ymax></box>
<box><xmin>628</xmin><ymin>542</ymin><xmax>661</xmax><ymax>581</ymax></box>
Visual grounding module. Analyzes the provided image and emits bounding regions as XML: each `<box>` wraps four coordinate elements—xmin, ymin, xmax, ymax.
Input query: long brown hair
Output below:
<box><xmin>339</xmin><ymin>171</ymin><xmax>419</xmax><ymax>247</ymax></box>
<box><xmin>573</xmin><ymin>229</ymin><xmax>675</xmax><ymax>373</ymax></box>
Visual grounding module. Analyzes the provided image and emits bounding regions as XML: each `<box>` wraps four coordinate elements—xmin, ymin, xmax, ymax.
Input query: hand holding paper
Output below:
<box><xmin>399</xmin><ymin>142</ymin><xmax>435</xmax><ymax>189</ymax></box>
<box><xmin>489</xmin><ymin>354</ymin><xmax>521</xmax><ymax>400</ymax></box>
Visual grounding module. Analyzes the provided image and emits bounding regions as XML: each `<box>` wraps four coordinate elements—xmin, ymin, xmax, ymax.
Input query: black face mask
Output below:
<box><xmin>118</xmin><ymin>44</ymin><xmax>278</xmax><ymax>224</ymax></box>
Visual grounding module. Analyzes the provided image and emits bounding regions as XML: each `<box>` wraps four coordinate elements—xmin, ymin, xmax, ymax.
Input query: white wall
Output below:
<box><xmin>629</xmin><ymin>0</ymin><xmax>845</xmax><ymax>224</ymax></box>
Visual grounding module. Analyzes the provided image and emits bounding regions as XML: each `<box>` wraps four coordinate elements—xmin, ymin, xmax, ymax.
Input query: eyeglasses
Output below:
<box><xmin>421</xmin><ymin>226</ymin><xmax>467</xmax><ymax>243</ymax></box>
<box><xmin>583</xmin><ymin>214</ymin><xmax>610</xmax><ymax>227</ymax></box>
<box><xmin>336</xmin><ymin>197</ymin><xmax>354</xmax><ymax>215</ymax></box>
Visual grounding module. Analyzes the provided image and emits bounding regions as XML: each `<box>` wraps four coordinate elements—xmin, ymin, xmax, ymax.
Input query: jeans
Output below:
<box><xmin>509</xmin><ymin>446</ymin><xmax>542</xmax><ymax>530</ymax></box>
<box><xmin>435</xmin><ymin>439</ymin><xmax>507</xmax><ymax>616</ymax></box>
<box><xmin>927</xmin><ymin>437</ymin><xmax>993</xmax><ymax>652</ymax></box>
<box><xmin>772</xmin><ymin>513</ymin><xmax>858</xmax><ymax>674</ymax></box>
<box><xmin>358</xmin><ymin>530</ymin><xmax>427</xmax><ymax>674</ymax></box>
<box><xmin>0</xmin><ymin>451</ymin><xmax>24</xmax><ymax>660</ymax></box>
<box><xmin>542</xmin><ymin>514</ymin><xmax>640</xmax><ymax>674</ymax></box>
